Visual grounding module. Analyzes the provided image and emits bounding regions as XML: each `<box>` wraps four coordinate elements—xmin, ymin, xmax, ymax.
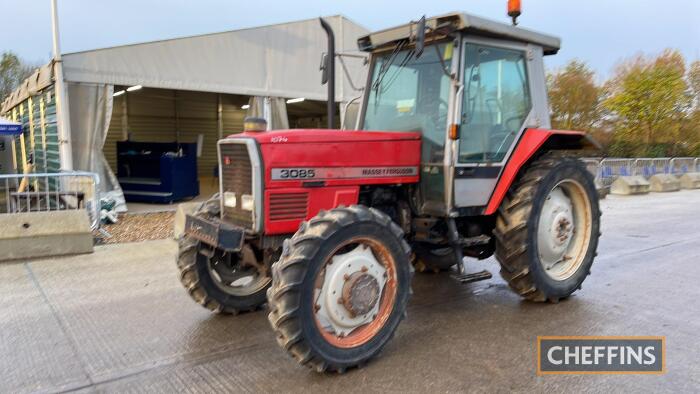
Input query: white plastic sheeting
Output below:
<box><xmin>67</xmin><ymin>83</ymin><xmax>126</xmax><ymax>211</ymax></box>
<box><xmin>61</xmin><ymin>16</ymin><xmax>368</xmax><ymax>103</ymax></box>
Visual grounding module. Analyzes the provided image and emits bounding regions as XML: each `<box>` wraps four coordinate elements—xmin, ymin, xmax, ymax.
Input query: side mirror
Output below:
<box><xmin>414</xmin><ymin>16</ymin><xmax>426</xmax><ymax>59</ymax></box>
<box><xmin>320</xmin><ymin>53</ymin><xmax>328</xmax><ymax>85</ymax></box>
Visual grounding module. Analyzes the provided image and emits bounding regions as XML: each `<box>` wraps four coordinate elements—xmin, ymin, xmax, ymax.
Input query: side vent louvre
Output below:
<box><xmin>269</xmin><ymin>193</ymin><xmax>309</xmax><ymax>221</ymax></box>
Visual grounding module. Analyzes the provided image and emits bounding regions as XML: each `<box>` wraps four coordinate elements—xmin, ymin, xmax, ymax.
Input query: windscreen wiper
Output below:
<box><xmin>371</xmin><ymin>40</ymin><xmax>408</xmax><ymax>94</ymax></box>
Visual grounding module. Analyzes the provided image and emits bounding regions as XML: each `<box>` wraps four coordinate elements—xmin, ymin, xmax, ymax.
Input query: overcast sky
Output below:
<box><xmin>1</xmin><ymin>0</ymin><xmax>698</xmax><ymax>80</ymax></box>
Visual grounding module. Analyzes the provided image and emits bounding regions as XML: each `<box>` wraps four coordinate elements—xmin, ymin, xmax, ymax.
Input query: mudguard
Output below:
<box><xmin>483</xmin><ymin>129</ymin><xmax>597</xmax><ymax>215</ymax></box>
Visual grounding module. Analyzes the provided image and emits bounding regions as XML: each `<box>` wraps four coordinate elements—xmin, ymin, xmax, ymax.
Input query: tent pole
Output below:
<box><xmin>217</xmin><ymin>94</ymin><xmax>223</xmax><ymax>140</ymax></box>
<box><xmin>121</xmin><ymin>93</ymin><xmax>128</xmax><ymax>140</ymax></box>
<box><xmin>51</xmin><ymin>0</ymin><xmax>73</xmax><ymax>171</ymax></box>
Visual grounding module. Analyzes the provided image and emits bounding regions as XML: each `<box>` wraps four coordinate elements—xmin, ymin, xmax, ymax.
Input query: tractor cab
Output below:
<box><xmin>355</xmin><ymin>13</ymin><xmax>561</xmax><ymax>215</ymax></box>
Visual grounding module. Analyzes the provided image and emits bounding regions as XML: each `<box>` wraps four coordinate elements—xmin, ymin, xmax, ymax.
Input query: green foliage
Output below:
<box><xmin>689</xmin><ymin>61</ymin><xmax>700</xmax><ymax>104</ymax></box>
<box><xmin>549</xmin><ymin>51</ymin><xmax>700</xmax><ymax>157</ymax></box>
<box><xmin>603</xmin><ymin>50</ymin><xmax>691</xmax><ymax>156</ymax></box>
<box><xmin>0</xmin><ymin>51</ymin><xmax>35</xmax><ymax>104</ymax></box>
<box><xmin>547</xmin><ymin>60</ymin><xmax>601</xmax><ymax>131</ymax></box>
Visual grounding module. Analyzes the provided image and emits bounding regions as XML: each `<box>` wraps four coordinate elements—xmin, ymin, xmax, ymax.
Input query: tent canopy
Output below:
<box><xmin>61</xmin><ymin>15</ymin><xmax>369</xmax><ymax>103</ymax></box>
<box><xmin>2</xmin><ymin>15</ymin><xmax>369</xmax><ymax>114</ymax></box>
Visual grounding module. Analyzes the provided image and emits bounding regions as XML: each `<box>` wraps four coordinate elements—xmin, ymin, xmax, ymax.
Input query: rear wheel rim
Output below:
<box><xmin>313</xmin><ymin>237</ymin><xmax>398</xmax><ymax>349</ymax></box>
<box><xmin>536</xmin><ymin>179</ymin><xmax>593</xmax><ymax>281</ymax></box>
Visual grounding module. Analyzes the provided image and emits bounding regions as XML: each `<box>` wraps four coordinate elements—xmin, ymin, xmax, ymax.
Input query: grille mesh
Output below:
<box><xmin>269</xmin><ymin>192</ymin><xmax>308</xmax><ymax>221</ymax></box>
<box><xmin>219</xmin><ymin>142</ymin><xmax>254</xmax><ymax>229</ymax></box>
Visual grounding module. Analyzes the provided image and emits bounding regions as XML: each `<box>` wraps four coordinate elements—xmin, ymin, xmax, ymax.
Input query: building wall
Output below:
<box><xmin>105</xmin><ymin>88</ymin><xmax>247</xmax><ymax>179</ymax></box>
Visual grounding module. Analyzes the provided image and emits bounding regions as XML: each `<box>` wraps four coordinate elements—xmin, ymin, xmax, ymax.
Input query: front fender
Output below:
<box><xmin>483</xmin><ymin>129</ymin><xmax>597</xmax><ymax>215</ymax></box>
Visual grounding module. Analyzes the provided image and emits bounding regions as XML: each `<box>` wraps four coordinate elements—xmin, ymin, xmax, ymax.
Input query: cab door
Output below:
<box><xmin>453</xmin><ymin>38</ymin><xmax>535</xmax><ymax>208</ymax></box>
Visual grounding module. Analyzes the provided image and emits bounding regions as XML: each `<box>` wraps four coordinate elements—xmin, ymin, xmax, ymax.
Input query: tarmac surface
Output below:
<box><xmin>2</xmin><ymin>190</ymin><xmax>700</xmax><ymax>393</ymax></box>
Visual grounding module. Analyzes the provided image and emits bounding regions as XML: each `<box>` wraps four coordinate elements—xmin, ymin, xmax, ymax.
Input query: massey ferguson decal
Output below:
<box><xmin>271</xmin><ymin>166</ymin><xmax>418</xmax><ymax>180</ymax></box>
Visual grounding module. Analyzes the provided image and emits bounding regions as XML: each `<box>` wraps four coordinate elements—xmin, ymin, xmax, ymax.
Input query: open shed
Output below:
<box><xmin>1</xmin><ymin>15</ymin><xmax>369</xmax><ymax>209</ymax></box>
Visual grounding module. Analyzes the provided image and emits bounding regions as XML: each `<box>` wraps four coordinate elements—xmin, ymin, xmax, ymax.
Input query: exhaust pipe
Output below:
<box><xmin>319</xmin><ymin>18</ymin><xmax>335</xmax><ymax>129</ymax></box>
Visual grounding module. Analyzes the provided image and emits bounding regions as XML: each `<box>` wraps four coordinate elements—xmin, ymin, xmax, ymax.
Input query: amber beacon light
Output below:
<box><xmin>508</xmin><ymin>0</ymin><xmax>522</xmax><ymax>25</ymax></box>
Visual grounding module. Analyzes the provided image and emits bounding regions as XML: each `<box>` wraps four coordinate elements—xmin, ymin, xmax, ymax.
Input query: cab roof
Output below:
<box><xmin>358</xmin><ymin>12</ymin><xmax>561</xmax><ymax>55</ymax></box>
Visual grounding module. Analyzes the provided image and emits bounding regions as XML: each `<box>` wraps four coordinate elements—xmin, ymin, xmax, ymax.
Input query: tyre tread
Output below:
<box><xmin>267</xmin><ymin>204</ymin><xmax>413</xmax><ymax>373</ymax></box>
<box><xmin>494</xmin><ymin>152</ymin><xmax>597</xmax><ymax>303</ymax></box>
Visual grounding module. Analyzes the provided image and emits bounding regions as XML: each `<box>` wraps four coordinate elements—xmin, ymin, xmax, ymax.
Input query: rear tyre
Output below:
<box><xmin>494</xmin><ymin>153</ymin><xmax>600</xmax><ymax>302</ymax></box>
<box><xmin>177</xmin><ymin>199</ymin><xmax>271</xmax><ymax>314</ymax></box>
<box><xmin>267</xmin><ymin>205</ymin><xmax>413</xmax><ymax>372</ymax></box>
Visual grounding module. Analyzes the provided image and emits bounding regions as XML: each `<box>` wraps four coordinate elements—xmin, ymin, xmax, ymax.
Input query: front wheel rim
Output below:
<box><xmin>313</xmin><ymin>237</ymin><xmax>398</xmax><ymax>349</ymax></box>
<box><xmin>206</xmin><ymin>245</ymin><xmax>271</xmax><ymax>296</ymax></box>
<box><xmin>536</xmin><ymin>179</ymin><xmax>593</xmax><ymax>281</ymax></box>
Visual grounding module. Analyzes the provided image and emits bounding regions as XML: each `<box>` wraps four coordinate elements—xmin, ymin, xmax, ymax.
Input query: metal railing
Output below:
<box><xmin>598</xmin><ymin>158</ymin><xmax>634</xmax><ymax>188</ymax></box>
<box><xmin>0</xmin><ymin>171</ymin><xmax>100</xmax><ymax>230</ymax></box>
<box><xmin>632</xmin><ymin>158</ymin><xmax>672</xmax><ymax>177</ymax></box>
<box><xmin>585</xmin><ymin>157</ymin><xmax>700</xmax><ymax>189</ymax></box>
<box><xmin>581</xmin><ymin>158</ymin><xmax>604</xmax><ymax>188</ymax></box>
<box><xmin>670</xmin><ymin>157</ymin><xmax>697</xmax><ymax>175</ymax></box>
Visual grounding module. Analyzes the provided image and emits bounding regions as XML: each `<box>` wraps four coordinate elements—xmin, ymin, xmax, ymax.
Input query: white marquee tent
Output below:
<box><xmin>1</xmin><ymin>15</ymin><xmax>369</xmax><ymax>209</ymax></box>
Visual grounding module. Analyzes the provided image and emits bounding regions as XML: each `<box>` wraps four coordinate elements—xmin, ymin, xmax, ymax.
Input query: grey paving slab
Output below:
<box><xmin>0</xmin><ymin>263</ymin><xmax>91</xmax><ymax>393</ymax></box>
<box><xmin>2</xmin><ymin>190</ymin><xmax>700</xmax><ymax>393</ymax></box>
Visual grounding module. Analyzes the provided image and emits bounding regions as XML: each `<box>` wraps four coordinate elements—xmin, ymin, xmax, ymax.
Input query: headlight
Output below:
<box><xmin>223</xmin><ymin>192</ymin><xmax>237</xmax><ymax>208</ymax></box>
<box><xmin>241</xmin><ymin>194</ymin><xmax>254</xmax><ymax>211</ymax></box>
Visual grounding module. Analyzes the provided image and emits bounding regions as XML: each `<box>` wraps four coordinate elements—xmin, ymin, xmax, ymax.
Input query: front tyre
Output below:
<box><xmin>494</xmin><ymin>153</ymin><xmax>600</xmax><ymax>302</ymax></box>
<box><xmin>177</xmin><ymin>199</ymin><xmax>271</xmax><ymax>314</ymax></box>
<box><xmin>267</xmin><ymin>206</ymin><xmax>413</xmax><ymax>372</ymax></box>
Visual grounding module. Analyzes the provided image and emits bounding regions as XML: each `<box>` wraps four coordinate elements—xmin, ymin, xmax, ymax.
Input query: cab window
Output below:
<box><xmin>362</xmin><ymin>42</ymin><xmax>453</xmax><ymax>163</ymax></box>
<box><xmin>459</xmin><ymin>44</ymin><xmax>531</xmax><ymax>163</ymax></box>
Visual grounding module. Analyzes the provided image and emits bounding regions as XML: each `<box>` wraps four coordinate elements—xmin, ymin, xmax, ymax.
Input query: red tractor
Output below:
<box><xmin>178</xmin><ymin>8</ymin><xmax>600</xmax><ymax>372</ymax></box>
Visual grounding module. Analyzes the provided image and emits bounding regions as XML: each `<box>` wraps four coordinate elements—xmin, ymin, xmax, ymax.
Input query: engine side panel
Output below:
<box><xmin>250</xmin><ymin>130</ymin><xmax>422</xmax><ymax>234</ymax></box>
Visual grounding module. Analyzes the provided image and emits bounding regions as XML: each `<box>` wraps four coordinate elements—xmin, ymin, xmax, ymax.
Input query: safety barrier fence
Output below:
<box><xmin>0</xmin><ymin>171</ymin><xmax>100</xmax><ymax>230</ymax></box>
<box><xmin>585</xmin><ymin>157</ymin><xmax>700</xmax><ymax>189</ymax></box>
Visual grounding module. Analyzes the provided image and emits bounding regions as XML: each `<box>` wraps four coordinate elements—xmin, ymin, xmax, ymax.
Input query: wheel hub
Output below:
<box><xmin>538</xmin><ymin>187</ymin><xmax>574</xmax><ymax>269</ymax></box>
<box><xmin>316</xmin><ymin>244</ymin><xmax>387</xmax><ymax>337</ymax></box>
<box><xmin>342</xmin><ymin>272</ymin><xmax>380</xmax><ymax>317</ymax></box>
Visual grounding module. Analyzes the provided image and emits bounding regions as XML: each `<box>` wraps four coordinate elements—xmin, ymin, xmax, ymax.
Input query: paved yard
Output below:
<box><xmin>2</xmin><ymin>191</ymin><xmax>700</xmax><ymax>393</ymax></box>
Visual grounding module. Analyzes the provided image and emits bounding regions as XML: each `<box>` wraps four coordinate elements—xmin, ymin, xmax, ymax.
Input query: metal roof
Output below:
<box><xmin>358</xmin><ymin>12</ymin><xmax>561</xmax><ymax>55</ymax></box>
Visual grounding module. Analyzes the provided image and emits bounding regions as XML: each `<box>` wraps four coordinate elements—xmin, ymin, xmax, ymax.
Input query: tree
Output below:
<box><xmin>0</xmin><ymin>51</ymin><xmax>35</xmax><ymax>104</ymax></box>
<box><xmin>547</xmin><ymin>60</ymin><xmax>602</xmax><ymax>131</ymax></box>
<box><xmin>689</xmin><ymin>60</ymin><xmax>700</xmax><ymax>109</ymax></box>
<box><xmin>686</xmin><ymin>61</ymin><xmax>700</xmax><ymax>155</ymax></box>
<box><xmin>604</xmin><ymin>50</ymin><xmax>692</xmax><ymax>156</ymax></box>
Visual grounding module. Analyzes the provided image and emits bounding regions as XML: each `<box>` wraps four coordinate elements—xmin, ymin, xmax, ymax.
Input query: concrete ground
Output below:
<box><xmin>2</xmin><ymin>190</ymin><xmax>700</xmax><ymax>393</ymax></box>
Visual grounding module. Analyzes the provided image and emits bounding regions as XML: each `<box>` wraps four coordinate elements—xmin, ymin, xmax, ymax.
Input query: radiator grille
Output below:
<box><xmin>219</xmin><ymin>142</ymin><xmax>254</xmax><ymax>229</ymax></box>
<box><xmin>269</xmin><ymin>192</ymin><xmax>308</xmax><ymax>221</ymax></box>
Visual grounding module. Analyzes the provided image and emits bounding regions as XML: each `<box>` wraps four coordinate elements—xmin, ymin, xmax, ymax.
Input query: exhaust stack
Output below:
<box><xmin>319</xmin><ymin>18</ymin><xmax>336</xmax><ymax>129</ymax></box>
